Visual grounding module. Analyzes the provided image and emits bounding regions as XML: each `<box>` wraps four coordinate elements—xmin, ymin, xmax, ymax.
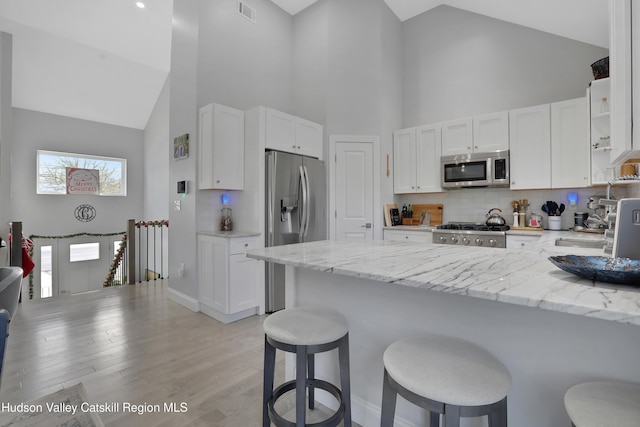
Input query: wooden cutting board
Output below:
<box><xmin>409</xmin><ymin>204</ymin><xmax>443</xmax><ymax>226</ymax></box>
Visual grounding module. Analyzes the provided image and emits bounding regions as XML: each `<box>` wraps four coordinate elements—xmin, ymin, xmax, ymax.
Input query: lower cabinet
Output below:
<box><xmin>506</xmin><ymin>234</ymin><xmax>541</xmax><ymax>250</ymax></box>
<box><xmin>197</xmin><ymin>233</ymin><xmax>261</xmax><ymax>323</ymax></box>
<box><xmin>383</xmin><ymin>229</ymin><xmax>433</xmax><ymax>243</ymax></box>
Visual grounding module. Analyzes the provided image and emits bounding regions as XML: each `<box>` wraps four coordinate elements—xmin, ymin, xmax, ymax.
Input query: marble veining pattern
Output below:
<box><xmin>246</xmin><ymin>237</ymin><xmax>640</xmax><ymax>325</ymax></box>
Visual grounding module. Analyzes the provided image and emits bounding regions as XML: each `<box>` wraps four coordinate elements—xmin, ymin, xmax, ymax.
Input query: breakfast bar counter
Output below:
<box><xmin>246</xmin><ymin>239</ymin><xmax>640</xmax><ymax>427</ymax></box>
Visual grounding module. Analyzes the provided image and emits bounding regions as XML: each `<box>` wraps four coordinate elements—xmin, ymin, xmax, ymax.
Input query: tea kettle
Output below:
<box><xmin>486</xmin><ymin>208</ymin><xmax>507</xmax><ymax>226</ymax></box>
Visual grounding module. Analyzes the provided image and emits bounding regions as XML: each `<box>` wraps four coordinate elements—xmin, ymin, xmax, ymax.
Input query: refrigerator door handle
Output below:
<box><xmin>267</xmin><ymin>153</ymin><xmax>276</xmax><ymax>246</ymax></box>
<box><xmin>299</xmin><ymin>165</ymin><xmax>308</xmax><ymax>239</ymax></box>
<box><xmin>302</xmin><ymin>165</ymin><xmax>311</xmax><ymax>238</ymax></box>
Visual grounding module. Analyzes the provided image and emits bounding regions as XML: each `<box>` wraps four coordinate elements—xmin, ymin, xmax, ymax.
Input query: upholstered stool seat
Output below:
<box><xmin>381</xmin><ymin>335</ymin><xmax>511</xmax><ymax>427</ymax></box>
<box><xmin>564</xmin><ymin>381</ymin><xmax>640</xmax><ymax>427</ymax></box>
<box><xmin>263</xmin><ymin>307</ymin><xmax>352</xmax><ymax>427</ymax></box>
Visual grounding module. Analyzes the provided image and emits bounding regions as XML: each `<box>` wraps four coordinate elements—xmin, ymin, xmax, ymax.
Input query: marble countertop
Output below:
<box><xmin>197</xmin><ymin>230</ymin><xmax>261</xmax><ymax>238</ymax></box>
<box><xmin>246</xmin><ymin>234</ymin><xmax>640</xmax><ymax>325</ymax></box>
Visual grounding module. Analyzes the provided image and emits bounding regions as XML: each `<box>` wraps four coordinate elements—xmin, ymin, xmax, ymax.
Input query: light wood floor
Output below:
<box><xmin>0</xmin><ymin>280</ymin><xmax>358</xmax><ymax>426</ymax></box>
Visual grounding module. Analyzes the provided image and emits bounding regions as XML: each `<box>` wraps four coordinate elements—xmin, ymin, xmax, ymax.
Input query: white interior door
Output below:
<box><xmin>330</xmin><ymin>136</ymin><xmax>380</xmax><ymax>240</ymax></box>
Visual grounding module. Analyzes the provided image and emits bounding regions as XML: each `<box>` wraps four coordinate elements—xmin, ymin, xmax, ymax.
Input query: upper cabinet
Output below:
<box><xmin>198</xmin><ymin>103</ymin><xmax>245</xmax><ymax>190</ymax></box>
<box><xmin>441</xmin><ymin>118</ymin><xmax>473</xmax><ymax>156</ymax></box>
<box><xmin>473</xmin><ymin>112</ymin><xmax>510</xmax><ymax>153</ymax></box>
<box><xmin>509</xmin><ymin>104</ymin><xmax>551</xmax><ymax>190</ymax></box>
<box><xmin>589</xmin><ymin>78</ymin><xmax>613</xmax><ymax>184</ymax></box>
<box><xmin>265</xmin><ymin>108</ymin><xmax>323</xmax><ymax>160</ymax></box>
<box><xmin>393</xmin><ymin>124</ymin><xmax>442</xmax><ymax>194</ymax></box>
<box><xmin>550</xmin><ymin>97</ymin><xmax>590</xmax><ymax>188</ymax></box>
<box><xmin>609</xmin><ymin>0</ymin><xmax>636</xmax><ymax>164</ymax></box>
<box><xmin>441</xmin><ymin>113</ymin><xmax>509</xmax><ymax>156</ymax></box>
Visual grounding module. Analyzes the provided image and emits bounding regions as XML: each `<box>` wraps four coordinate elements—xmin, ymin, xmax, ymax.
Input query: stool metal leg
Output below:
<box><xmin>296</xmin><ymin>345</ymin><xmax>308</xmax><ymax>427</ymax></box>
<box><xmin>263</xmin><ymin>336</ymin><xmax>276</xmax><ymax>427</ymax></box>
<box><xmin>380</xmin><ymin>369</ymin><xmax>397</xmax><ymax>427</ymax></box>
<box><xmin>308</xmin><ymin>353</ymin><xmax>315</xmax><ymax>410</ymax></box>
<box><xmin>429</xmin><ymin>411</ymin><xmax>439</xmax><ymax>427</ymax></box>
<box><xmin>488</xmin><ymin>397</ymin><xmax>507</xmax><ymax>427</ymax></box>
<box><xmin>444</xmin><ymin>405</ymin><xmax>461</xmax><ymax>427</ymax></box>
<box><xmin>339</xmin><ymin>334</ymin><xmax>352</xmax><ymax>427</ymax></box>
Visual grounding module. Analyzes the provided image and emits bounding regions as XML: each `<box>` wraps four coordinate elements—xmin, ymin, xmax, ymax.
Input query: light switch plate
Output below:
<box><xmin>174</xmin><ymin>200</ymin><xmax>181</xmax><ymax>211</ymax></box>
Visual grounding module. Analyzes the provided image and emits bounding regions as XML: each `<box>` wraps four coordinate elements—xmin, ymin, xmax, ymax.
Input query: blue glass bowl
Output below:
<box><xmin>548</xmin><ymin>255</ymin><xmax>640</xmax><ymax>286</ymax></box>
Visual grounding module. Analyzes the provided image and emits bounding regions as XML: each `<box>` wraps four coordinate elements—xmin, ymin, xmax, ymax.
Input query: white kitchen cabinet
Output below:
<box><xmin>197</xmin><ymin>233</ymin><xmax>260</xmax><ymax>324</ymax></box>
<box><xmin>509</xmin><ymin>104</ymin><xmax>551</xmax><ymax>189</ymax></box>
<box><xmin>589</xmin><ymin>78</ymin><xmax>614</xmax><ymax>185</ymax></box>
<box><xmin>441</xmin><ymin>117</ymin><xmax>473</xmax><ymax>156</ymax></box>
<box><xmin>383</xmin><ymin>228</ymin><xmax>432</xmax><ymax>243</ymax></box>
<box><xmin>265</xmin><ymin>108</ymin><xmax>323</xmax><ymax>160</ymax></box>
<box><xmin>506</xmin><ymin>234</ymin><xmax>540</xmax><ymax>250</ymax></box>
<box><xmin>198</xmin><ymin>103</ymin><xmax>245</xmax><ymax>190</ymax></box>
<box><xmin>550</xmin><ymin>97</ymin><xmax>589</xmax><ymax>188</ymax></box>
<box><xmin>473</xmin><ymin>111</ymin><xmax>509</xmax><ymax>153</ymax></box>
<box><xmin>393</xmin><ymin>124</ymin><xmax>442</xmax><ymax>194</ymax></box>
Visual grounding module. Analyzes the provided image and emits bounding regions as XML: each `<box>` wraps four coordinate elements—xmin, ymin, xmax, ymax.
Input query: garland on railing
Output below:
<box><xmin>104</xmin><ymin>233</ymin><xmax>127</xmax><ymax>288</ymax></box>
<box><xmin>27</xmin><ymin>231</ymin><xmax>126</xmax><ymax>299</ymax></box>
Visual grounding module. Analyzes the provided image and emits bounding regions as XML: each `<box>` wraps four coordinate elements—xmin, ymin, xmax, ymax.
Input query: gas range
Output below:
<box><xmin>432</xmin><ymin>223</ymin><xmax>509</xmax><ymax>248</ymax></box>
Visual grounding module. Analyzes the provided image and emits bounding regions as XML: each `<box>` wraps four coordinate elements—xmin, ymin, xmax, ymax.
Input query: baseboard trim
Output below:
<box><xmin>167</xmin><ymin>287</ymin><xmax>200</xmax><ymax>312</ymax></box>
<box><xmin>199</xmin><ymin>303</ymin><xmax>259</xmax><ymax>324</ymax></box>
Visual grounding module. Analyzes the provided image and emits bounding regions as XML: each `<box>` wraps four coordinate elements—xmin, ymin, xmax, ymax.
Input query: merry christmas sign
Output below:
<box><xmin>66</xmin><ymin>168</ymin><xmax>99</xmax><ymax>195</ymax></box>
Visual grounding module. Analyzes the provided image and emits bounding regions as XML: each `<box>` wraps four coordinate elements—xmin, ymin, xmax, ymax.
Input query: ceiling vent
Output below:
<box><xmin>238</xmin><ymin>1</ymin><xmax>256</xmax><ymax>23</ymax></box>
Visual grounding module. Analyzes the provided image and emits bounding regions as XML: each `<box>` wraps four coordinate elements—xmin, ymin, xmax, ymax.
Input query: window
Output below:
<box><xmin>69</xmin><ymin>242</ymin><xmax>100</xmax><ymax>262</ymax></box>
<box><xmin>37</xmin><ymin>150</ymin><xmax>127</xmax><ymax>196</ymax></box>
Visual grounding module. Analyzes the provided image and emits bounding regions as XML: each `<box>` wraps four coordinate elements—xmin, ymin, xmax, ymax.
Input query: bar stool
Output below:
<box><xmin>564</xmin><ymin>381</ymin><xmax>640</xmax><ymax>427</ymax></box>
<box><xmin>380</xmin><ymin>335</ymin><xmax>511</xmax><ymax>427</ymax></box>
<box><xmin>262</xmin><ymin>307</ymin><xmax>352</xmax><ymax>427</ymax></box>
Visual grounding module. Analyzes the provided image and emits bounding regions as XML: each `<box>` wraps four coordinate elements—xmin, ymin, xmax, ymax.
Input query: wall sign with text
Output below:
<box><xmin>66</xmin><ymin>168</ymin><xmax>99</xmax><ymax>195</ymax></box>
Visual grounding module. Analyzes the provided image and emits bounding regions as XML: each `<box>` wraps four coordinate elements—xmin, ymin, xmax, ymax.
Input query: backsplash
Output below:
<box><xmin>396</xmin><ymin>186</ymin><xmax>631</xmax><ymax>230</ymax></box>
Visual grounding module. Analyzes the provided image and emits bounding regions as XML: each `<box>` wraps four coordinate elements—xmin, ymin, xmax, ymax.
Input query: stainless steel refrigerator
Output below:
<box><xmin>265</xmin><ymin>150</ymin><xmax>326</xmax><ymax>312</ymax></box>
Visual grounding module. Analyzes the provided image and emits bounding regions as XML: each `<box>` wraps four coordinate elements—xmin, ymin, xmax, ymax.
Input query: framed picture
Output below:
<box><xmin>173</xmin><ymin>134</ymin><xmax>189</xmax><ymax>160</ymax></box>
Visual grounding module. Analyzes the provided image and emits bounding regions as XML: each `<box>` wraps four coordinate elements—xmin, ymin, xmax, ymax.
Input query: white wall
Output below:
<box><xmin>403</xmin><ymin>6</ymin><xmax>609</xmax><ymax>127</ymax></box>
<box><xmin>10</xmin><ymin>108</ymin><xmax>144</xmax><ymax>236</ymax></box>
<box><xmin>0</xmin><ymin>32</ymin><xmax>12</xmax><ymax>260</ymax></box>
<box><xmin>168</xmin><ymin>0</ymin><xmax>199</xmax><ymax>304</ymax></box>
<box><xmin>144</xmin><ymin>77</ymin><xmax>170</xmax><ymax>221</ymax></box>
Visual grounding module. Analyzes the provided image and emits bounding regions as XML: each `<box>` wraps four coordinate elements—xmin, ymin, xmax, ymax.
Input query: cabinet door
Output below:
<box><xmin>229</xmin><ymin>254</ymin><xmax>257</xmax><ymax>313</ymax></box>
<box><xmin>441</xmin><ymin>118</ymin><xmax>473</xmax><ymax>156</ymax></box>
<box><xmin>197</xmin><ymin>235</ymin><xmax>227</xmax><ymax>313</ymax></box>
<box><xmin>212</xmin><ymin>104</ymin><xmax>245</xmax><ymax>190</ymax></box>
<box><xmin>473</xmin><ymin>111</ymin><xmax>509</xmax><ymax>152</ymax></box>
<box><xmin>415</xmin><ymin>124</ymin><xmax>442</xmax><ymax>193</ymax></box>
<box><xmin>295</xmin><ymin>117</ymin><xmax>323</xmax><ymax>160</ymax></box>
<box><xmin>551</xmin><ymin>98</ymin><xmax>589</xmax><ymax>188</ymax></box>
<box><xmin>509</xmin><ymin>104</ymin><xmax>551</xmax><ymax>189</ymax></box>
<box><xmin>393</xmin><ymin>128</ymin><xmax>417</xmax><ymax>193</ymax></box>
<box><xmin>265</xmin><ymin>108</ymin><xmax>296</xmax><ymax>153</ymax></box>
<box><xmin>198</xmin><ymin>103</ymin><xmax>245</xmax><ymax>190</ymax></box>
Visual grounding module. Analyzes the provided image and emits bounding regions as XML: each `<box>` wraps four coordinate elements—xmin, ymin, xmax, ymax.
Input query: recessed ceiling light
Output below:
<box><xmin>136</xmin><ymin>2</ymin><xmax>145</xmax><ymax>8</ymax></box>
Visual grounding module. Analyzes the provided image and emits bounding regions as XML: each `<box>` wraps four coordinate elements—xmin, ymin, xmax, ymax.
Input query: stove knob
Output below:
<box><xmin>462</xmin><ymin>237</ymin><xmax>470</xmax><ymax>245</ymax></box>
<box><xmin>488</xmin><ymin>239</ymin><xmax>497</xmax><ymax>247</ymax></box>
<box><xmin>439</xmin><ymin>236</ymin><xmax>447</xmax><ymax>243</ymax></box>
<box><xmin>450</xmin><ymin>236</ymin><xmax>459</xmax><ymax>244</ymax></box>
<box><xmin>474</xmin><ymin>238</ymin><xmax>483</xmax><ymax>246</ymax></box>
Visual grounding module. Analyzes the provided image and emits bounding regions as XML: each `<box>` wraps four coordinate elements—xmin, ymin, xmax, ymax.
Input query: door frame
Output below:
<box><xmin>329</xmin><ymin>135</ymin><xmax>381</xmax><ymax>240</ymax></box>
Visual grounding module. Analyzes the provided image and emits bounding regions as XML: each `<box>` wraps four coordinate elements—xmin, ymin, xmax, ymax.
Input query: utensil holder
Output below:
<box><xmin>548</xmin><ymin>216</ymin><xmax>562</xmax><ymax>231</ymax></box>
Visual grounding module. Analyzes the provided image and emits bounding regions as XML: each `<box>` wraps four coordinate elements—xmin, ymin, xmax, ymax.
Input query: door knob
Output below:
<box><xmin>361</xmin><ymin>223</ymin><xmax>372</xmax><ymax>228</ymax></box>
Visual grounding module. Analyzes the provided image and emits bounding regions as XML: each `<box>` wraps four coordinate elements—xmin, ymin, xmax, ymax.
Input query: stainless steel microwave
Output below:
<box><xmin>441</xmin><ymin>150</ymin><xmax>510</xmax><ymax>189</ymax></box>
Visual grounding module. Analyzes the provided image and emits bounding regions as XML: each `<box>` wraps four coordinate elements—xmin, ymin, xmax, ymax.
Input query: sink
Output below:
<box><xmin>554</xmin><ymin>238</ymin><xmax>606</xmax><ymax>249</ymax></box>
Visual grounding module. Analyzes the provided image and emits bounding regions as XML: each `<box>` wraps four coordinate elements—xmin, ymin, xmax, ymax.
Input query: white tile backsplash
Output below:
<box><xmin>396</xmin><ymin>186</ymin><xmax>629</xmax><ymax>229</ymax></box>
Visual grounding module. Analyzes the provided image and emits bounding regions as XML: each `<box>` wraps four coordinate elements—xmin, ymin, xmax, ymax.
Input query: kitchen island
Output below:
<box><xmin>246</xmin><ymin>237</ymin><xmax>640</xmax><ymax>427</ymax></box>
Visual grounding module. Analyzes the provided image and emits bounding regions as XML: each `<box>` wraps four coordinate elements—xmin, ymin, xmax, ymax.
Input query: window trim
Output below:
<box><xmin>36</xmin><ymin>150</ymin><xmax>127</xmax><ymax>196</ymax></box>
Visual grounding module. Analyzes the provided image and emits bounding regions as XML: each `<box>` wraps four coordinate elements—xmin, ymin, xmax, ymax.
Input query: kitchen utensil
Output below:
<box><xmin>486</xmin><ymin>208</ymin><xmax>506</xmax><ymax>226</ymax></box>
<box><xmin>542</xmin><ymin>204</ymin><xmax>549</xmax><ymax>215</ymax></box>
<box><xmin>558</xmin><ymin>203</ymin><xmax>565</xmax><ymax>215</ymax></box>
<box><xmin>548</xmin><ymin>255</ymin><xmax>640</xmax><ymax>286</ymax></box>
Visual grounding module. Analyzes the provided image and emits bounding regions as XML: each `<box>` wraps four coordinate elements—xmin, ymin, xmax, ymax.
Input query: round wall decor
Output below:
<box><xmin>75</xmin><ymin>204</ymin><xmax>97</xmax><ymax>222</ymax></box>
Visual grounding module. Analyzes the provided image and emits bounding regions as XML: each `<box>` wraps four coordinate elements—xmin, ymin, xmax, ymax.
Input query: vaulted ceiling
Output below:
<box><xmin>0</xmin><ymin>0</ymin><xmax>608</xmax><ymax>130</ymax></box>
